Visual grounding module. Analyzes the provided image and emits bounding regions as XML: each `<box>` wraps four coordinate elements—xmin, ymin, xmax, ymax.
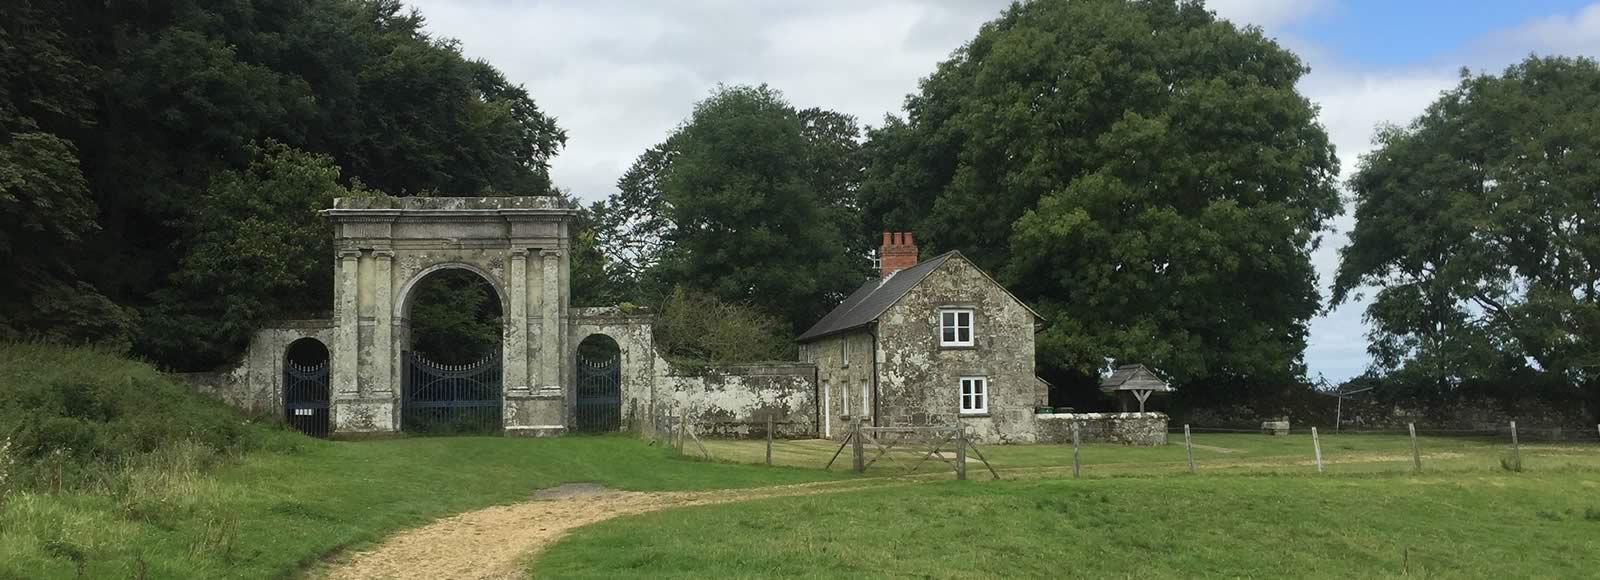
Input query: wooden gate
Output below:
<box><xmin>575</xmin><ymin>353</ymin><xmax>621</xmax><ymax>432</ymax></box>
<box><xmin>283</xmin><ymin>360</ymin><xmax>330</xmax><ymax>437</ymax></box>
<box><xmin>401</xmin><ymin>351</ymin><xmax>503</xmax><ymax>434</ymax></box>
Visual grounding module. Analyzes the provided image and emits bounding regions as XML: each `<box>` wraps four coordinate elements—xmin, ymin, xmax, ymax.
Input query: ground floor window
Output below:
<box><xmin>960</xmin><ymin>377</ymin><xmax>987</xmax><ymax>414</ymax></box>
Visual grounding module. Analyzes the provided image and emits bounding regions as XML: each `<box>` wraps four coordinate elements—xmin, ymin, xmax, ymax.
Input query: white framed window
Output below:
<box><xmin>940</xmin><ymin>308</ymin><xmax>974</xmax><ymax>347</ymax></box>
<box><xmin>840</xmin><ymin>337</ymin><xmax>850</xmax><ymax>367</ymax></box>
<box><xmin>841</xmin><ymin>380</ymin><xmax>850</xmax><ymax>416</ymax></box>
<box><xmin>960</xmin><ymin>377</ymin><xmax>988</xmax><ymax>414</ymax></box>
<box><xmin>860</xmin><ymin>380</ymin><xmax>870</xmax><ymax>417</ymax></box>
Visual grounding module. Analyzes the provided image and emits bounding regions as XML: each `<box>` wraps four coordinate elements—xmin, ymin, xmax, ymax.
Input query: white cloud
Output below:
<box><xmin>1206</xmin><ymin>0</ymin><xmax>1329</xmax><ymax>28</ymax></box>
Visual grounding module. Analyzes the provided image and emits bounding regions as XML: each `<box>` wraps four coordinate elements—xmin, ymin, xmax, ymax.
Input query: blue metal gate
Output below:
<box><xmin>401</xmin><ymin>351</ymin><xmax>503</xmax><ymax>434</ymax></box>
<box><xmin>284</xmin><ymin>360</ymin><xmax>330</xmax><ymax>437</ymax></box>
<box><xmin>575</xmin><ymin>354</ymin><xmax>621</xmax><ymax>432</ymax></box>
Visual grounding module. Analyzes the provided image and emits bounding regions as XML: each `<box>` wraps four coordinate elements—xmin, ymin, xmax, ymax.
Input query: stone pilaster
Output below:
<box><xmin>504</xmin><ymin>249</ymin><xmax>530</xmax><ymax>395</ymax></box>
<box><xmin>372</xmin><ymin>250</ymin><xmax>394</xmax><ymax>395</ymax></box>
<box><xmin>333</xmin><ymin>249</ymin><xmax>361</xmax><ymax>396</ymax></box>
<box><xmin>539</xmin><ymin>249</ymin><xmax>562</xmax><ymax>394</ymax></box>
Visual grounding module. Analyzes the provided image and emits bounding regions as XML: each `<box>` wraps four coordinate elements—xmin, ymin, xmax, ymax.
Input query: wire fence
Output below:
<box><xmin>648</xmin><ymin>414</ymin><xmax>1600</xmax><ymax>480</ymax></box>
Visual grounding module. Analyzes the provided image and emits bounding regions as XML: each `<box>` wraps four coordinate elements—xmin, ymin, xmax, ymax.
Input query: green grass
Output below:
<box><xmin>535</xmin><ymin>470</ymin><xmax>1600</xmax><ymax>579</ymax></box>
<box><xmin>0</xmin><ymin>436</ymin><xmax>845</xmax><ymax>579</ymax></box>
<box><xmin>0</xmin><ymin>343</ymin><xmax>842</xmax><ymax>580</ymax></box>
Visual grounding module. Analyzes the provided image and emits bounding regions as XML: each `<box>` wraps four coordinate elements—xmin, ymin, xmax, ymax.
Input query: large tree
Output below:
<box><xmin>599</xmin><ymin>85</ymin><xmax>867</xmax><ymax>332</ymax></box>
<box><xmin>1334</xmin><ymin>56</ymin><xmax>1600</xmax><ymax>412</ymax></box>
<box><xmin>0</xmin><ymin>0</ymin><xmax>566</xmax><ymax>369</ymax></box>
<box><xmin>860</xmin><ymin>0</ymin><xmax>1340</xmax><ymax>400</ymax></box>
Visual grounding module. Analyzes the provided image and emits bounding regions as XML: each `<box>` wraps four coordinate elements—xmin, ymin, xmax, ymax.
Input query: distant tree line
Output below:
<box><xmin>3</xmin><ymin>0</ymin><xmax>1595</xmax><ymax>418</ymax></box>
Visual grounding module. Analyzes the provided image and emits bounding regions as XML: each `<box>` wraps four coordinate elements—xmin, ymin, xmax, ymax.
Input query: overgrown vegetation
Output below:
<box><xmin>652</xmin><ymin>288</ymin><xmax>793</xmax><ymax>368</ymax></box>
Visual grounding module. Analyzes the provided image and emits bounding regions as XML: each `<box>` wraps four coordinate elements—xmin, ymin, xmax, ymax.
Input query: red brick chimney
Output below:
<box><xmin>880</xmin><ymin>232</ymin><xmax>919</xmax><ymax>278</ymax></box>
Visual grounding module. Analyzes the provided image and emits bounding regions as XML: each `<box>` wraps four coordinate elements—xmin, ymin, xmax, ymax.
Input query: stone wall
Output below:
<box><xmin>656</xmin><ymin>363</ymin><xmax>818</xmax><ymax>438</ymax></box>
<box><xmin>875</xmin><ymin>256</ymin><xmax>1044</xmax><ymax>443</ymax></box>
<box><xmin>1036</xmin><ymin>412</ymin><xmax>1169</xmax><ymax>446</ymax></box>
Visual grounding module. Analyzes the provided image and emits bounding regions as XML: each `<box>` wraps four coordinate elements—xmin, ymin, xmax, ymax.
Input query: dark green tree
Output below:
<box><xmin>408</xmin><ymin>269</ymin><xmax>503</xmax><ymax>365</ymax></box>
<box><xmin>860</xmin><ymin>0</ymin><xmax>1341</xmax><ymax>400</ymax></box>
<box><xmin>1334</xmin><ymin>56</ymin><xmax>1600</xmax><ymax>412</ymax></box>
<box><xmin>0</xmin><ymin>0</ymin><xmax>135</xmax><ymax>348</ymax></box>
<box><xmin>0</xmin><ymin>0</ymin><xmax>566</xmax><ymax>369</ymax></box>
<box><xmin>601</xmin><ymin>85</ymin><xmax>867</xmax><ymax>331</ymax></box>
<box><xmin>139</xmin><ymin>142</ymin><xmax>361</xmax><ymax>367</ymax></box>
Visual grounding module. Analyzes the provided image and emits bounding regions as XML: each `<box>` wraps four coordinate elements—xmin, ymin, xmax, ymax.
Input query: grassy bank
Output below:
<box><xmin>535</xmin><ymin>470</ymin><xmax>1600</xmax><ymax>579</ymax></box>
<box><xmin>0</xmin><ymin>344</ymin><xmax>841</xmax><ymax>579</ymax></box>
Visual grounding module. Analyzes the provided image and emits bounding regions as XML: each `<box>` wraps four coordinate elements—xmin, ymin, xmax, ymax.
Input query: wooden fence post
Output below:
<box><xmin>1071</xmin><ymin>422</ymin><xmax>1081</xmax><ymax>478</ymax></box>
<box><xmin>1311</xmin><ymin>426</ymin><xmax>1323</xmax><ymax>474</ymax></box>
<box><xmin>1408</xmin><ymin>422</ymin><xmax>1421</xmax><ymax>472</ymax></box>
<box><xmin>1184</xmin><ymin>424</ymin><xmax>1195</xmax><ymax>474</ymax></box>
<box><xmin>956</xmin><ymin>428</ymin><xmax>968</xmax><ymax>481</ymax></box>
<box><xmin>851</xmin><ymin>417</ymin><xmax>865</xmax><ymax>474</ymax></box>
<box><xmin>1510</xmin><ymin>420</ymin><xmax>1521</xmax><ymax>471</ymax></box>
<box><xmin>766</xmin><ymin>415</ymin><xmax>774</xmax><ymax>466</ymax></box>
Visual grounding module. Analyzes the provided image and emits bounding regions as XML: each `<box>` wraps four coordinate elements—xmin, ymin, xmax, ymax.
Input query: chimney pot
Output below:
<box><xmin>879</xmin><ymin>231</ymin><xmax>919</xmax><ymax>278</ymax></box>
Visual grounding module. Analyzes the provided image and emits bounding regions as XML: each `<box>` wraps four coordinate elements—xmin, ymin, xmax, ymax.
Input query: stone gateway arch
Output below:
<box><xmin>325</xmin><ymin>196</ymin><xmax>576</xmax><ymax>435</ymax></box>
<box><xmin>193</xmin><ymin>196</ymin><xmax>820</xmax><ymax>438</ymax></box>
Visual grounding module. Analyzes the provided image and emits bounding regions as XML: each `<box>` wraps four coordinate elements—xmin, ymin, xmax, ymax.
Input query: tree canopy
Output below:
<box><xmin>1334</xmin><ymin>56</ymin><xmax>1600</xmax><ymax>411</ymax></box>
<box><xmin>0</xmin><ymin>0</ymin><xmax>565</xmax><ymax>369</ymax></box>
<box><xmin>859</xmin><ymin>0</ymin><xmax>1341</xmax><ymax>400</ymax></box>
<box><xmin>597</xmin><ymin>85</ymin><xmax>867</xmax><ymax>333</ymax></box>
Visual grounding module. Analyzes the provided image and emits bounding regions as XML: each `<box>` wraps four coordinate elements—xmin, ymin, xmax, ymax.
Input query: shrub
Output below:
<box><xmin>652</xmin><ymin>287</ymin><xmax>792</xmax><ymax>368</ymax></box>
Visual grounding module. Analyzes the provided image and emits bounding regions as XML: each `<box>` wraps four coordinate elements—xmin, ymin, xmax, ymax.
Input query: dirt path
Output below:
<box><xmin>311</xmin><ymin>479</ymin><xmax>884</xmax><ymax>580</ymax></box>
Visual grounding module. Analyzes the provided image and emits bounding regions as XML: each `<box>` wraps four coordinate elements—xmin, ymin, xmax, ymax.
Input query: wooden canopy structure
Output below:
<box><xmin>1099</xmin><ymin>364</ymin><xmax>1173</xmax><ymax>412</ymax></box>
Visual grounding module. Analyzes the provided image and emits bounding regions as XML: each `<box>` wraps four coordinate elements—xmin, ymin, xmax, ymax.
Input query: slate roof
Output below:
<box><xmin>795</xmin><ymin>251</ymin><xmax>958</xmax><ymax>343</ymax></box>
<box><xmin>1099</xmin><ymin>364</ymin><xmax>1174</xmax><ymax>392</ymax></box>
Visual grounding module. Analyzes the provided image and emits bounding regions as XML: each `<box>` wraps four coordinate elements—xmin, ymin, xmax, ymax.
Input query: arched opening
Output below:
<box><xmin>575</xmin><ymin>334</ymin><xmax>622</xmax><ymax>432</ymax></box>
<box><xmin>399</xmin><ymin>267</ymin><xmax>505</xmax><ymax>434</ymax></box>
<box><xmin>283</xmin><ymin>338</ymin><xmax>330</xmax><ymax>437</ymax></box>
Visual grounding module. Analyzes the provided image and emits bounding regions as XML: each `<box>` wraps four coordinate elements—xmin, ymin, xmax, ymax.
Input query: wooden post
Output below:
<box><xmin>765</xmin><ymin>415</ymin><xmax>774</xmax><ymax>466</ymax></box>
<box><xmin>1311</xmin><ymin>426</ymin><xmax>1324</xmax><ymax>474</ymax></box>
<box><xmin>1071</xmin><ymin>422</ymin><xmax>1081</xmax><ymax>478</ymax></box>
<box><xmin>955</xmin><ymin>428</ymin><xmax>968</xmax><ymax>481</ymax></box>
<box><xmin>1184</xmin><ymin>424</ymin><xmax>1195</xmax><ymax>474</ymax></box>
<box><xmin>851</xmin><ymin>417</ymin><xmax>865</xmax><ymax>474</ymax></box>
<box><xmin>1510</xmin><ymin>420</ymin><xmax>1521</xmax><ymax>471</ymax></box>
<box><xmin>1408</xmin><ymin>422</ymin><xmax>1421</xmax><ymax>472</ymax></box>
<box><xmin>677</xmin><ymin>407</ymin><xmax>687</xmax><ymax>453</ymax></box>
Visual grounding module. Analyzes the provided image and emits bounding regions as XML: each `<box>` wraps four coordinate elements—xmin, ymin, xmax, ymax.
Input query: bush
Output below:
<box><xmin>652</xmin><ymin>288</ymin><xmax>792</xmax><ymax>368</ymax></box>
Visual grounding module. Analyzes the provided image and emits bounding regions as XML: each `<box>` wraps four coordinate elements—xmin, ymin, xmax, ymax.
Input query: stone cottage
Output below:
<box><xmin>796</xmin><ymin>233</ymin><xmax>1047</xmax><ymax>443</ymax></box>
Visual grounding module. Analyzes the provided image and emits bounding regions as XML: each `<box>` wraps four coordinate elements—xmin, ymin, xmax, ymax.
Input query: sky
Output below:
<box><xmin>405</xmin><ymin>0</ymin><xmax>1600</xmax><ymax>384</ymax></box>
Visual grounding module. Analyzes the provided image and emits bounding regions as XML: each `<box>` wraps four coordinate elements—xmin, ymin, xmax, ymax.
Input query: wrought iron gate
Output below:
<box><xmin>575</xmin><ymin>353</ymin><xmax>621</xmax><ymax>432</ymax></box>
<box><xmin>401</xmin><ymin>351</ymin><xmax>503</xmax><ymax>434</ymax></box>
<box><xmin>284</xmin><ymin>360</ymin><xmax>330</xmax><ymax>437</ymax></box>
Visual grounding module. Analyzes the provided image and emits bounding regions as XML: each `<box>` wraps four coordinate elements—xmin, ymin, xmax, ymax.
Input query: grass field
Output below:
<box><xmin>0</xmin><ymin>343</ymin><xmax>844</xmax><ymax>580</ymax></box>
<box><xmin>535</xmin><ymin>470</ymin><xmax>1600</xmax><ymax>579</ymax></box>
<box><xmin>6</xmin><ymin>343</ymin><xmax>1599</xmax><ymax>579</ymax></box>
<box><xmin>0</xmin><ymin>435</ymin><xmax>846</xmax><ymax>579</ymax></box>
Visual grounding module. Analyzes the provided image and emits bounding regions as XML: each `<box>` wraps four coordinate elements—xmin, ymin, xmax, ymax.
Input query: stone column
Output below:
<box><xmin>372</xmin><ymin>250</ymin><xmax>394</xmax><ymax>395</ymax></box>
<box><xmin>539</xmin><ymin>249</ymin><xmax>562</xmax><ymax>393</ymax></box>
<box><xmin>504</xmin><ymin>249</ymin><xmax>530</xmax><ymax>395</ymax></box>
<box><xmin>333</xmin><ymin>249</ymin><xmax>361</xmax><ymax>396</ymax></box>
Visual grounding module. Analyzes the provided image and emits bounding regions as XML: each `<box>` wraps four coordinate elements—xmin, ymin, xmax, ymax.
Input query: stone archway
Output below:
<box><xmin>322</xmin><ymin>197</ymin><xmax>576</xmax><ymax>435</ymax></box>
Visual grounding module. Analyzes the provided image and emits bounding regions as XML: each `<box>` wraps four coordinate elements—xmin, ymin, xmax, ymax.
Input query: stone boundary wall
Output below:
<box><xmin>1036</xmin><ymin>412</ymin><xmax>1169</xmax><ymax>446</ymax></box>
<box><xmin>657</xmin><ymin>362</ymin><xmax>818</xmax><ymax>438</ymax></box>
